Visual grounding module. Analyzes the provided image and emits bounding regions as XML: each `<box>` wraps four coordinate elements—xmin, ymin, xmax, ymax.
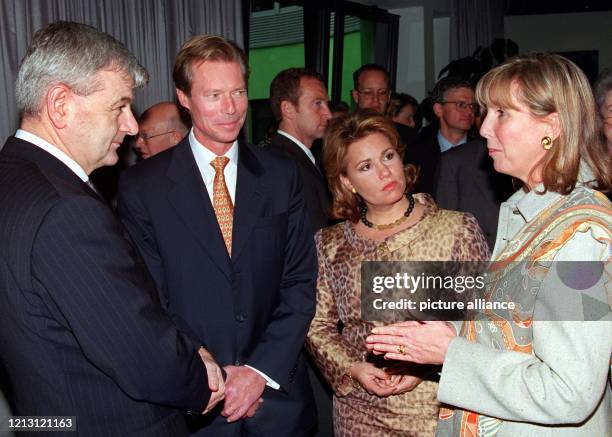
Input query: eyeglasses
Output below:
<box><xmin>137</xmin><ymin>131</ymin><xmax>176</xmax><ymax>141</ymax></box>
<box><xmin>358</xmin><ymin>88</ymin><xmax>390</xmax><ymax>99</ymax></box>
<box><xmin>440</xmin><ymin>100</ymin><xmax>479</xmax><ymax>114</ymax></box>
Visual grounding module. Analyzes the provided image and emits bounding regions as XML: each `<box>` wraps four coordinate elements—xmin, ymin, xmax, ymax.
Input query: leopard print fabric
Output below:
<box><xmin>306</xmin><ymin>194</ymin><xmax>490</xmax><ymax>436</ymax></box>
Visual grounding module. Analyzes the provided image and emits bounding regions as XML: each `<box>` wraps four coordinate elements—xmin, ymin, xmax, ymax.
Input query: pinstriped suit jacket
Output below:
<box><xmin>0</xmin><ymin>137</ymin><xmax>210</xmax><ymax>437</ymax></box>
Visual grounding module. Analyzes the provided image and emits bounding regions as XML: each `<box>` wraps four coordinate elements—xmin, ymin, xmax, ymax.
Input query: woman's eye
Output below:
<box><xmin>359</xmin><ymin>164</ymin><xmax>370</xmax><ymax>171</ymax></box>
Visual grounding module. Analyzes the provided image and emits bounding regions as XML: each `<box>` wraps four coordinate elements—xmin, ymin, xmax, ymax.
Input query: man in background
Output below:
<box><xmin>268</xmin><ymin>67</ymin><xmax>333</xmax><ymax>436</ymax></box>
<box><xmin>352</xmin><ymin>64</ymin><xmax>418</xmax><ymax>159</ymax></box>
<box><xmin>351</xmin><ymin>64</ymin><xmax>391</xmax><ymax>114</ymax></box>
<box><xmin>408</xmin><ymin>77</ymin><xmax>477</xmax><ymax>195</ymax></box>
<box><xmin>268</xmin><ymin>68</ymin><xmax>332</xmax><ymax>232</ymax></box>
<box><xmin>135</xmin><ymin>101</ymin><xmax>190</xmax><ymax>159</ymax></box>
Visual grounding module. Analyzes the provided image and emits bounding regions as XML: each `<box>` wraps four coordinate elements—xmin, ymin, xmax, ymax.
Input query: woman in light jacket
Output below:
<box><xmin>367</xmin><ymin>53</ymin><xmax>612</xmax><ymax>436</ymax></box>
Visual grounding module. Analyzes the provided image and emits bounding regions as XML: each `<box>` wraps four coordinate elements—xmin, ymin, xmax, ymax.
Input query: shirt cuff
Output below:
<box><xmin>245</xmin><ymin>365</ymin><xmax>280</xmax><ymax>390</ymax></box>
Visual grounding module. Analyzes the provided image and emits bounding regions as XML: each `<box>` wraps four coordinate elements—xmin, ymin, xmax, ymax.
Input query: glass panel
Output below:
<box><xmin>247</xmin><ymin>3</ymin><xmax>305</xmax><ymax>145</ymax></box>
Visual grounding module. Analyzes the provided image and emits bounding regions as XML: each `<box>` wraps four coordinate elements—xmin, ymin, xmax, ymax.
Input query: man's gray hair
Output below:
<box><xmin>16</xmin><ymin>21</ymin><xmax>149</xmax><ymax>116</ymax></box>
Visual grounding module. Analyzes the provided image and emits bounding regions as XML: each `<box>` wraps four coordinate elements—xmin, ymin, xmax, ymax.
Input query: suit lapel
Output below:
<box><xmin>274</xmin><ymin>134</ymin><xmax>322</xmax><ymax>178</ymax></box>
<box><xmin>232</xmin><ymin>141</ymin><xmax>266</xmax><ymax>263</ymax></box>
<box><xmin>166</xmin><ymin>140</ymin><xmax>232</xmax><ymax>280</ymax></box>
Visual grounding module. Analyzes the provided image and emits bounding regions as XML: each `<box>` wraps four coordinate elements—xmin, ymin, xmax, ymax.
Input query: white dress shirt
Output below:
<box><xmin>277</xmin><ymin>129</ymin><xmax>317</xmax><ymax>166</ymax></box>
<box><xmin>188</xmin><ymin>129</ymin><xmax>280</xmax><ymax>390</ymax></box>
<box><xmin>15</xmin><ymin>129</ymin><xmax>89</xmax><ymax>182</ymax></box>
<box><xmin>189</xmin><ymin>130</ymin><xmax>238</xmax><ymax>203</ymax></box>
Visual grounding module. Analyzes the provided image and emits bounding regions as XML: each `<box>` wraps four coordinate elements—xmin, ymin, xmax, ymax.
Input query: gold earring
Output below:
<box><xmin>541</xmin><ymin>136</ymin><xmax>552</xmax><ymax>150</ymax></box>
<box><xmin>351</xmin><ymin>187</ymin><xmax>357</xmax><ymax>194</ymax></box>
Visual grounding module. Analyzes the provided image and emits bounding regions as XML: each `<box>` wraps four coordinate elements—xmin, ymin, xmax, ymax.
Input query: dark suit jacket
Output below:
<box><xmin>404</xmin><ymin>125</ymin><xmax>441</xmax><ymax>196</ymax></box>
<box><xmin>434</xmin><ymin>139</ymin><xmax>514</xmax><ymax>250</ymax></box>
<box><xmin>0</xmin><ymin>137</ymin><xmax>209</xmax><ymax>437</ymax></box>
<box><xmin>117</xmin><ymin>138</ymin><xmax>317</xmax><ymax>436</ymax></box>
<box><xmin>267</xmin><ymin>133</ymin><xmax>330</xmax><ymax>232</ymax></box>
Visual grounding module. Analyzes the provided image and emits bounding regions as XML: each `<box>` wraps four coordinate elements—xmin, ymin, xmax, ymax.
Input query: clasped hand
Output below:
<box><xmin>221</xmin><ymin>365</ymin><xmax>266</xmax><ymax>422</ymax></box>
<box><xmin>349</xmin><ymin>361</ymin><xmax>422</xmax><ymax>397</ymax></box>
<box><xmin>198</xmin><ymin>347</ymin><xmax>226</xmax><ymax>414</ymax></box>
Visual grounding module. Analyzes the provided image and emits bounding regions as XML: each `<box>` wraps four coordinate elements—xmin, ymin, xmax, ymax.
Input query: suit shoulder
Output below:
<box><xmin>121</xmin><ymin>149</ymin><xmax>172</xmax><ymax>184</ymax></box>
<box><xmin>0</xmin><ymin>156</ymin><xmax>61</xmax><ymax>214</ymax></box>
<box><xmin>440</xmin><ymin>139</ymin><xmax>486</xmax><ymax>161</ymax></box>
<box><xmin>248</xmin><ymin>141</ymin><xmax>298</xmax><ymax>175</ymax></box>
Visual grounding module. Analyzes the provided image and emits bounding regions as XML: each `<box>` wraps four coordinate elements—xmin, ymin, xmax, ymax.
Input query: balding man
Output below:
<box><xmin>135</xmin><ymin>102</ymin><xmax>190</xmax><ymax>158</ymax></box>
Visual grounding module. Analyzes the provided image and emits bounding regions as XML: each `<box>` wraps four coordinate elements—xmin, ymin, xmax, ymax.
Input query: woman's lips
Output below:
<box><xmin>383</xmin><ymin>181</ymin><xmax>397</xmax><ymax>191</ymax></box>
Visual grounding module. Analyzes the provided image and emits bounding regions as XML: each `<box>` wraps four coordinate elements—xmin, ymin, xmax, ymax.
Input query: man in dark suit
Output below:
<box><xmin>268</xmin><ymin>68</ymin><xmax>332</xmax><ymax>437</ymax></box>
<box><xmin>0</xmin><ymin>22</ymin><xmax>224</xmax><ymax>437</ymax></box>
<box><xmin>117</xmin><ymin>35</ymin><xmax>317</xmax><ymax>437</ymax></box>
<box><xmin>434</xmin><ymin>140</ymin><xmax>514</xmax><ymax>250</ymax></box>
<box><xmin>268</xmin><ymin>68</ymin><xmax>332</xmax><ymax>232</ymax></box>
<box><xmin>407</xmin><ymin>77</ymin><xmax>477</xmax><ymax>195</ymax></box>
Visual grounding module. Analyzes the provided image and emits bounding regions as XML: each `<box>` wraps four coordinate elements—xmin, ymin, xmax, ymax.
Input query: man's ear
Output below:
<box><xmin>176</xmin><ymin>88</ymin><xmax>190</xmax><ymax>112</ymax></box>
<box><xmin>544</xmin><ymin>112</ymin><xmax>561</xmax><ymax>141</ymax></box>
<box><xmin>46</xmin><ymin>84</ymin><xmax>71</xmax><ymax>129</ymax></box>
<box><xmin>351</xmin><ymin>89</ymin><xmax>359</xmax><ymax>104</ymax></box>
<box><xmin>280</xmin><ymin>100</ymin><xmax>295</xmax><ymax>120</ymax></box>
<box><xmin>432</xmin><ymin>102</ymin><xmax>443</xmax><ymax>118</ymax></box>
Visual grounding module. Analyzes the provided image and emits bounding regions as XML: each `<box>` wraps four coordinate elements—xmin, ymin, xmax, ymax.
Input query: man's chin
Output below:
<box><xmin>101</xmin><ymin>151</ymin><xmax>120</xmax><ymax>168</ymax></box>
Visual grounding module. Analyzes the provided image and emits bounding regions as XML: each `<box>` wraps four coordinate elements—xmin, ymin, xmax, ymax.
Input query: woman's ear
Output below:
<box><xmin>339</xmin><ymin>173</ymin><xmax>353</xmax><ymax>193</ymax></box>
<box><xmin>544</xmin><ymin>112</ymin><xmax>561</xmax><ymax>141</ymax></box>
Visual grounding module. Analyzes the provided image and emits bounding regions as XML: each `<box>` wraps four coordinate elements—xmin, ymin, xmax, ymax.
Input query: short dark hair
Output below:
<box><xmin>352</xmin><ymin>64</ymin><xmax>389</xmax><ymax>90</ymax></box>
<box><xmin>430</xmin><ymin>76</ymin><xmax>473</xmax><ymax>103</ymax></box>
<box><xmin>269</xmin><ymin>68</ymin><xmax>325</xmax><ymax>121</ymax></box>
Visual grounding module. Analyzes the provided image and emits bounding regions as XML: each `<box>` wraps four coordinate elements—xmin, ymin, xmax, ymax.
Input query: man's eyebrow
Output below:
<box><xmin>112</xmin><ymin>96</ymin><xmax>132</xmax><ymax>106</ymax></box>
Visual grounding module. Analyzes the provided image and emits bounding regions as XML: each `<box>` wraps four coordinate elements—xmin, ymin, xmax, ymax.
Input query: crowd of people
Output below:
<box><xmin>0</xmin><ymin>20</ymin><xmax>610</xmax><ymax>437</ymax></box>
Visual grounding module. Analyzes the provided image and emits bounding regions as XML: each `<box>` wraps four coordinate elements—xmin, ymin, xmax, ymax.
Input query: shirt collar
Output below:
<box><xmin>437</xmin><ymin>130</ymin><xmax>467</xmax><ymax>153</ymax></box>
<box><xmin>510</xmin><ymin>186</ymin><xmax>563</xmax><ymax>223</ymax></box>
<box><xmin>188</xmin><ymin>129</ymin><xmax>238</xmax><ymax>166</ymax></box>
<box><xmin>277</xmin><ymin>129</ymin><xmax>316</xmax><ymax>165</ymax></box>
<box><xmin>15</xmin><ymin>129</ymin><xmax>89</xmax><ymax>182</ymax></box>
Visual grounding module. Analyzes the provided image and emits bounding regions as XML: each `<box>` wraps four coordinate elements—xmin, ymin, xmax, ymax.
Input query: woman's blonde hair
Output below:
<box><xmin>323</xmin><ymin>109</ymin><xmax>418</xmax><ymax>221</ymax></box>
<box><xmin>476</xmin><ymin>53</ymin><xmax>610</xmax><ymax>194</ymax></box>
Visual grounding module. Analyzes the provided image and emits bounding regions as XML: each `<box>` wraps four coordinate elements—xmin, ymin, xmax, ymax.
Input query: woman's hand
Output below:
<box><xmin>391</xmin><ymin>374</ymin><xmax>423</xmax><ymax>394</ymax></box>
<box><xmin>349</xmin><ymin>362</ymin><xmax>396</xmax><ymax>397</ymax></box>
<box><xmin>365</xmin><ymin>321</ymin><xmax>456</xmax><ymax>365</ymax></box>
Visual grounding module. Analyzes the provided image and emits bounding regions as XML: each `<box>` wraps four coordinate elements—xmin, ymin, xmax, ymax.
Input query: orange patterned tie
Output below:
<box><xmin>210</xmin><ymin>156</ymin><xmax>233</xmax><ymax>256</ymax></box>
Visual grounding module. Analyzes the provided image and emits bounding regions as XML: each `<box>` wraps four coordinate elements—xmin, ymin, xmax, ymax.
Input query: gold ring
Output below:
<box><xmin>397</xmin><ymin>345</ymin><xmax>406</xmax><ymax>355</ymax></box>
